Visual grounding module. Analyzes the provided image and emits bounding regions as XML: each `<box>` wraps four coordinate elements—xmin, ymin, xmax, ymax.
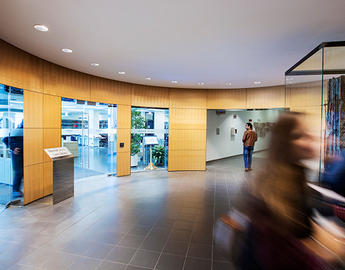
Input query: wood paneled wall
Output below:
<box><xmin>0</xmin><ymin>39</ymin><xmax>313</xmax><ymax>204</ymax></box>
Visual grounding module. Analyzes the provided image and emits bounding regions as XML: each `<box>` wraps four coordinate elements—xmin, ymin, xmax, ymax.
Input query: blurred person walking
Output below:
<box><xmin>242</xmin><ymin>122</ymin><xmax>257</xmax><ymax>171</ymax></box>
<box><xmin>237</xmin><ymin>112</ymin><xmax>345</xmax><ymax>269</ymax></box>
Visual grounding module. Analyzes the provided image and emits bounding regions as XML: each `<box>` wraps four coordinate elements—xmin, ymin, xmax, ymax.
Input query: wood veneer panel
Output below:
<box><xmin>43</xmin><ymin>129</ymin><xmax>61</xmax><ymax>162</ymax></box>
<box><xmin>43</xmin><ymin>94</ymin><xmax>61</xmax><ymax>128</ymax></box>
<box><xmin>117</xmin><ymin>104</ymin><xmax>131</xmax><ymax>129</ymax></box>
<box><xmin>170</xmin><ymin>89</ymin><xmax>206</xmax><ymax>109</ymax></box>
<box><xmin>169</xmin><ymin>108</ymin><xmax>207</xmax><ymax>130</ymax></box>
<box><xmin>24</xmin><ymin>163</ymin><xmax>44</xmax><ymax>204</ymax></box>
<box><xmin>169</xmin><ymin>129</ymin><xmax>206</xmax><ymax>151</ymax></box>
<box><xmin>117</xmin><ymin>152</ymin><xmax>130</xmax><ymax>176</ymax></box>
<box><xmin>90</xmin><ymin>76</ymin><xmax>131</xmax><ymax>105</ymax></box>
<box><xmin>168</xmin><ymin>150</ymin><xmax>206</xmax><ymax>171</ymax></box>
<box><xmin>43</xmin><ymin>62</ymin><xmax>91</xmax><ymax>100</ymax></box>
<box><xmin>246</xmin><ymin>86</ymin><xmax>285</xmax><ymax>109</ymax></box>
<box><xmin>24</xmin><ymin>90</ymin><xmax>43</xmax><ymax>128</ymax></box>
<box><xmin>0</xmin><ymin>40</ymin><xmax>43</xmax><ymax>92</ymax></box>
<box><xmin>24</xmin><ymin>128</ymin><xmax>43</xmax><ymax>166</ymax></box>
<box><xmin>117</xmin><ymin>128</ymin><xmax>130</xmax><ymax>153</ymax></box>
<box><xmin>132</xmin><ymin>86</ymin><xmax>169</xmax><ymax>108</ymax></box>
<box><xmin>207</xmin><ymin>89</ymin><xmax>247</xmax><ymax>109</ymax></box>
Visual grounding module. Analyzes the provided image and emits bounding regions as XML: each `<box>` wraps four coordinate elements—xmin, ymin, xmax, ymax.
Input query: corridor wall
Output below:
<box><xmin>0</xmin><ymin>40</ymin><xmax>298</xmax><ymax>204</ymax></box>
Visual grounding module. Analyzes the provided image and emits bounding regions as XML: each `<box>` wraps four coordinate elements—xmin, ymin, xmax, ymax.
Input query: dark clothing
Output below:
<box><xmin>242</xmin><ymin>130</ymin><xmax>257</xmax><ymax>147</ymax></box>
<box><xmin>322</xmin><ymin>150</ymin><xmax>345</xmax><ymax>197</ymax></box>
<box><xmin>3</xmin><ymin>134</ymin><xmax>23</xmax><ymax>192</ymax></box>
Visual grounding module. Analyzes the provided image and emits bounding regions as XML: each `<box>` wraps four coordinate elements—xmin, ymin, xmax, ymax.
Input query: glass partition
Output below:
<box><xmin>0</xmin><ymin>84</ymin><xmax>24</xmax><ymax>204</ymax></box>
<box><xmin>61</xmin><ymin>98</ymin><xmax>117</xmax><ymax>180</ymax></box>
<box><xmin>285</xmin><ymin>41</ymin><xmax>345</xmax><ymax>180</ymax></box>
<box><xmin>131</xmin><ymin>107</ymin><xmax>169</xmax><ymax>172</ymax></box>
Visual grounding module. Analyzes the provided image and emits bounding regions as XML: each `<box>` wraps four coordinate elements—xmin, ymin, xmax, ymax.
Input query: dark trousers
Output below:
<box><xmin>12</xmin><ymin>153</ymin><xmax>23</xmax><ymax>192</ymax></box>
<box><xmin>243</xmin><ymin>146</ymin><xmax>254</xmax><ymax>169</ymax></box>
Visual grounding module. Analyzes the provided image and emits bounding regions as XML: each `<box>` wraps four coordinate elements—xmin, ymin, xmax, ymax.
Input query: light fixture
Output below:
<box><xmin>34</xmin><ymin>24</ymin><xmax>48</xmax><ymax>32</ymax></box>
<box><xmin>90</xmin><ymin>63</ymin><xmax>99</xmax><ymax>67</ymax></box>
<box><xmin>226</xmin><ymin>82</ymin><xmax>232</xmax><ymax>86</ymax></box>
<box><xmin>171</xmin><ymin>80</ymin><xmax>178</xmax><ymax>84</ymax></box>
<box><xmin>198</xmin><ymin>82</ymin><xmax>205</xmax><ymax>86</ymax></box>
<box><xmin>145</xmin><ymin>77</ymin><xmax>151</xmax><ymax>80</ymax></box>
<box><xmin>254</xmin><ymin>81</ymin><xmax>262</xmax><ymax>85</ymax></box>
<box><xmin>118</xmin><ymin>71</ymin><xmax>126</xmax><ymax>75</ymax></box>
<box><xmin>62</xmin><ymin>48</ymin><xmax>72</xmax><ymax>53</ymax></box>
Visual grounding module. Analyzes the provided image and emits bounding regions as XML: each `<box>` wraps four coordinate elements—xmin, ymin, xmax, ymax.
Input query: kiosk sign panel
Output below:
<box><xmin>143</xmin><ymin>136</ymin><xmax>158</xmax><ymax>145</ymax></box>
<box><xmin>44</xmin><ymin>147</ymin><xmax>72</xmax><ymax>159</ymax></box>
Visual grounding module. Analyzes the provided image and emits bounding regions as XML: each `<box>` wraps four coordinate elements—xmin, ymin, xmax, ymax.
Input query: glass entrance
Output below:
<box><xmin>0</xmin><ymin>84</ymin><xmax>24</xmax><ymax>204</ymax></box>
<box><xmin>131</xmin><ymin>107</ymin><xmax>169</xmax><ymax>172</ymax></box>
<box><xmin>61</xmin><ymin>98</ymin><xmax>117</xmax><ymax>180</ymax></box>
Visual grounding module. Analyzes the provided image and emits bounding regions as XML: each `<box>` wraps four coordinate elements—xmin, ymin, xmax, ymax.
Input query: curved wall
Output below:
<box><xmin>0</xmin><ymin>39</ymin><xmax>321</xmax><ymax>204</ymax></box>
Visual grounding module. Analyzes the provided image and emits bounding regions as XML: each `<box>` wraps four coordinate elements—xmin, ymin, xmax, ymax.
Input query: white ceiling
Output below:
<box><xmin>1</xmin><ymin>0</ymin><xmax>345</xmax><ymax>89</ymax></box>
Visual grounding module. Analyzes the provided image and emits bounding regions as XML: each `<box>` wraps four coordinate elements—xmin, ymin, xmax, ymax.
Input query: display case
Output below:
<box><xmin>285</xmin><ymin>41</ymin><xmax>345</xmax><ymax>178</ymax></box>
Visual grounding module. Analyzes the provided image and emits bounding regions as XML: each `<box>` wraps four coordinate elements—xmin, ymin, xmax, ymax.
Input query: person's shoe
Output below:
<box><xmin>12</xmin><ymin>191</ymin><xmax>23</xmax><ymax>198</ymax></box>
<box><xmin>245</xmin><ymin>168</ymin><xmax>249</xmax><ymax>172</ymax></box>
<box><xmin>249</xmin><ymin>168</ymin><xmax>252</xmax><ymax>171</ymax></box>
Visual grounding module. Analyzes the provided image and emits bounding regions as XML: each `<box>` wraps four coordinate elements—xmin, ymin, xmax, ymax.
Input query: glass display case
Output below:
<box><xmin>285</xmin><ymin>41</ymin><xmax>345</xmax><ymax>179</ymax></box>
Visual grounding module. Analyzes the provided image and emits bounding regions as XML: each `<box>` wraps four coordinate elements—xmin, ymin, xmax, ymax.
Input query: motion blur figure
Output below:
<box><xmin>3</xmin><ymin>121</ymin><xmax>24</xmax><ymax>198</ymax></box>
<box><xmin>237</xmin><ymin>112</ymin><xmax>343</xmax><ymax>270</ymax></box>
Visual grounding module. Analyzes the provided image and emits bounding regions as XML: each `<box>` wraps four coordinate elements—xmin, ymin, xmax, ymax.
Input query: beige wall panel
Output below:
<box><xmin>43</xmin><ymin>161</ymin><xmax>53</xmax><ymax>196</ymax></box>
<box><xmin>90</xmin><ymin>77</ymin><xmax>131</xmax><ymax>105</ymax></box>
<box><xmin>168</xmin><ymin>150</ymin><xmax>206</xmax><ymax>171</ymax></box>
<box><xmin>169</xmin><ymin>108</ymin><xmax>207</xmax><ymax>130</ymax></box>
<box><xmin>117</xmin><ymin>128</ymin><xmax>130</xmax><ymax>153</ymax></box>
<box><xmin>132</xmin><ymin>86</ymin><xmax>170</xmax><ymax>108</ymax></box>
<box><xmin>246</xmin><ymin>86</ymin><xmax>285</xmax><ymax>109</ymax></box>
<box><xmin>24</xmin><ymin>90</ymin><xmax>43</xmax><ymax>128</ymax></box>
<box><xmin>170</xmin><ymin>89</ymin><xmax>207</xmax><ymax>109</ymax></box>
<box><xmin>117</xmin><ymin>152</ymin><xmax>130</xmax><ymax>176</ymax></box>
<box><xmin>43</xmin><ymin>94</ymin><xmax>61</xmax><ymax>128</ymax></box>
<box><xmin>117</xmin><ymin>104</ymin><xmax>131</xmax><ymax>129</ymax></box>
<box><xmin>206</xmin><ymin>89</ymin><xmax>247</xmax><ymax>109</ymax></box>
<box><xmin>0</xmin><ymin>40</ymin><xmax>43</xmax><ymax>92</ymax></box>
<box><xmin>289</xmin><ymin>82</ymin><xmax>322</xmax><ymax>107</ymax></box>
<box><xmin>24</xmin><ymin>128</ymin><xmax>43</xmax><ymax>166</ymax></box>
<box><xmin>169</xmin><ymin>129</ymin><xmax>206</xmax><ymax>151</ymax></box>
<box><xmin>290</xmin><ymin>105</ymin><xmax>322</xmax><ymax>135</ymax></box>
<box><xmin>43</xmin><ymin>129</ymin><xmax>61</xmax><ymax>162</ymax></box>
<box><xmin>43</xmin><ymin>62</ymin><xmax>91</xmax><ymax>100</ymax></box>
<box><xmin>24</xmin><ymin>163</ymin><xmax>44</xmax><ymax>204</ymax></box>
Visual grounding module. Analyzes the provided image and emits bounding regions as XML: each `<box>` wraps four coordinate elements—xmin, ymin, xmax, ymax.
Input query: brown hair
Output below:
<box><xmin>268</xmin><ymin>112</ymin><xmax>304</xmax><ymax>164</ymax></box>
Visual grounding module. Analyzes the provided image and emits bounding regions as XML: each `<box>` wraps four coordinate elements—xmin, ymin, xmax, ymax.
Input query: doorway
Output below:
<box><xmin>61</xmin><ymin>98</ymin><xmax>117</xmax><ymax>180</ymax></box>
<box><xmin>0</xmin><ymin>84</ymin><xmax>24</xmax><ymax>204</ymax></box>
<box><xmin>131</xmin><ymin>107</ymin><xmax>169</xmax><ymax>172</ymax></box>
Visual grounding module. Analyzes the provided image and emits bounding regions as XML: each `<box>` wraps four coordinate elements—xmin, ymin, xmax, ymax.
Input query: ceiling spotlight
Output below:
<box><xmin>145</xmin><ymin>77</ymin><xmax>152</xmax><ymax>80</ymax></box>
<box><xmin>198</xmin><ymin>82</ymin><xmax>205</xmax><ymax>86</ymax></box>
<box><xmin>34</xmin><ymin>24</ymin><xmax>48</xmax><ymax>32</ymax></box>
<box><xmin>62</xmin><ymin>48</ymin><xmax>72</xmax><ymax>53</ymax></box>
<box><xmin>226</xmin><ymin>82</ymin><xmax>232</xmax><ymax>86</ymax></box>
<box><xmin>90</xmin><ymin>63</ymin><xmax>99</xmax><ymax>67</ymax></box>
<box><xmin>171</xmin><ymin>80</ymin><xmax>178</xmax><ymax>84</ymax></box>
<box><xmin>254</xmin><ymin>81</ymin><xmax>262</xmax><ymax>85</ymax></box>
<box><xmin>118</xmin><ymin>71</ymin><xmax>126</xmax><ymax>75</ymax></box>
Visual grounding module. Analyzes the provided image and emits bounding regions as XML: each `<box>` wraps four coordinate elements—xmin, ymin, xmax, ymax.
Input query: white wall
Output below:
<box><xmin>206</xmin><ymin>109</ymin><xmax>282</xmax><ymax>161</ymax></box>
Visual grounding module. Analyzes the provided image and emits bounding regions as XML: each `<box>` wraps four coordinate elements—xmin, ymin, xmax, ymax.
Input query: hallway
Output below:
<box><xmin>0</xmin><ymin>155</ymin><xmax>265</xmax><ymax>270</ymax></box>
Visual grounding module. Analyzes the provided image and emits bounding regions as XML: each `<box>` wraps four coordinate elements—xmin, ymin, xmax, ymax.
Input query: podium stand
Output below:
<box><xmin>143</xmin><ymin>136</ymin><xmax>159</xmax><ymax>171</ymax></box>
<box><xmin>45</xmin><ymin>147</ymin><xmax>74</xmax><ymax>204</ymax></box>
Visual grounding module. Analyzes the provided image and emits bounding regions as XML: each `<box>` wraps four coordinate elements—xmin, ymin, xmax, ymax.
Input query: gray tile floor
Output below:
<box><xmin>0</xmin><ymin>154</ymin><xmax>265</xmax><ymax>270</ymax></box>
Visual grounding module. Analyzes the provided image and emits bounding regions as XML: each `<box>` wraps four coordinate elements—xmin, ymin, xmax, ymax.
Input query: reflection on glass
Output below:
<box><xmin>0</xmin><ymin>84</ymin><xmax>24</xmax><ymax>204</ymax></box>
<box><xmin>131</xmin><ymin>107</ymin><xmax>169</xmax><ymax>172</ymax></box>
<box><xmin>61</xmin><ymin>98</ymin><xmax>117</xmax><ymax>179</ymax></box>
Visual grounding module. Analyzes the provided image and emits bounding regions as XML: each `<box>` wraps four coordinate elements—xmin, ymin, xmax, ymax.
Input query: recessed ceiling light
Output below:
<box><xmin>226</xmin><ymin>82</ymin><xmax>232</xmax><ymax>86</ymax></box>
<box><xmin>34</xmin><ymin>24</ymin><xmax>48</xmax><ymax>32</ymax></box>
<box><xmin>198</xmin><ymin>82</ymin><xmax>205</xmax><ymax>86</ymax></box>
<box><xmin>118</xmin><ymin>71</ymin><xmax>126</xmax><ymax>75</ymax></box>
<box><xmin>171</xmin><ymin>80</ymin><xmax>178</xmax><ymax>84</ymax></box>
<box><xmin>145</xmin><ymin>77</ymin><xmax>151</xmax><ymax>80</ymax></box>
<box><xmin>254</xmin><ymin>81</ymin><xmax>262</xmax><ymax>85</ymax></box>
<box><xmin>90</xmin><ymin>63</ymin><xmax>99</xmax><ymax>67</ymax></box>
<box><xmin>62</xmin><ymin>48</ymin><xmax>72</xmax><ymax>53</ymax></box>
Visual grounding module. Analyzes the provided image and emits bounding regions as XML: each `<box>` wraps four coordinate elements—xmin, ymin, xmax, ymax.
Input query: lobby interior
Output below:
<box><xmin>1</xmin><ymin>0</ymin><xmax>345</xmax><ymax>269</ymax></box>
